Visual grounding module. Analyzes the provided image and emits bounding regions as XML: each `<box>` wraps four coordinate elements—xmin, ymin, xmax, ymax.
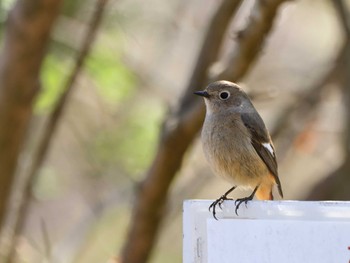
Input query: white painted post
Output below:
<box><xmin>183</xmin><ymin>200</ymin><xmax>350</xmax><ymax>263</ymax></box>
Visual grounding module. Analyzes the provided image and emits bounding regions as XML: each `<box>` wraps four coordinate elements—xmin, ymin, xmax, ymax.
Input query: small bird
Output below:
<box><xmin>194</xmin><ymin>80</ymin><xmax>283</xmax><ymax>219</ymax></box>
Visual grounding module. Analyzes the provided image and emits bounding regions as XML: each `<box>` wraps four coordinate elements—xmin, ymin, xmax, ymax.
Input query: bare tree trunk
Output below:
<box><xmin>4</xmin><ymin>1</ymin><xmax>109</xmax><ymax>262</ymax></box>
<box><xmin>120</xmin><ymin>1</ymin><xmax>290</xmax><ymax>262</ymax></box>
<box><xmin>0</xmin><ymin>0</ymin><xmax>63</xmax><ymax>233</ymax></box>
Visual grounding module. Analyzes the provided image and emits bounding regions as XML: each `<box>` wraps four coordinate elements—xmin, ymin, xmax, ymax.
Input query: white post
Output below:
<box><xmin>183</xmin><ymin>200</ymin><xmax>350</xmax><ymax>263</ymax></box>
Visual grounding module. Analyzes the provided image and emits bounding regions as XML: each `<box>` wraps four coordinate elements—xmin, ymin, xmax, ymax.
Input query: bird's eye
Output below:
<box><xmin>219</xmin><ymin>91</ymin><xmax>230</xmax><ymax>100</ymax></box>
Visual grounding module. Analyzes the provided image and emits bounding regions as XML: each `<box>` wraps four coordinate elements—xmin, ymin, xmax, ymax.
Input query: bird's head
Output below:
<box><xmin>194</xmin><ymin>80</ymin><xmax>252</xmax><ymax>115</ymax></box>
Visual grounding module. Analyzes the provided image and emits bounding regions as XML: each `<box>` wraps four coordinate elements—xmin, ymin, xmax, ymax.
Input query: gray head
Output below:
<box><xmin>194</xmin><ymin>80</ymin><xmax>253</xmax><ymax>115</ymax></box>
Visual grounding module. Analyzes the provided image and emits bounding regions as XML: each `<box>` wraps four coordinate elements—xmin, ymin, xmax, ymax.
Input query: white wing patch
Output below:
<box><xmin>262</xmin><ymin>142</ymin><xmax>274</xmax><ymax>156</ymax></box>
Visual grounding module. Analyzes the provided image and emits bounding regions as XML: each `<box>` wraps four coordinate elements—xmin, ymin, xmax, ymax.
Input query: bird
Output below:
<box><xmin>194</xmin><ymin>80</ymin><xmax>283</xmax><ymax>219</ymax></box>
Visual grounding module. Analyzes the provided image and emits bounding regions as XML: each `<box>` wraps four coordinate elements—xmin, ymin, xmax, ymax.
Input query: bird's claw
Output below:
<box><xmin>234</xmin><ymin>186</ymin><xmax>259</xmax><ymax>215</ymax></box>
<box><xmin>234</xmin><ymin>197</ymin><xmax>252</xmax><ymax>216</ymax></box>
<box><xmin>209</xmin><ymin>195</ymin><xmax>233</xmax><ymax>220</ymax></box>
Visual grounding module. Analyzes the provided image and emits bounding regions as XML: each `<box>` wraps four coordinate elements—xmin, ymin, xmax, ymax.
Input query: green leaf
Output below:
<box><xmin>36</xmin><ymin>54</ymin><xmax>70</xmax><ymax>113</ymax></box>
<box><xmin>86</xmin><ymin>49</ymin><xmax>136</xmax><ymax>104</ymax></box>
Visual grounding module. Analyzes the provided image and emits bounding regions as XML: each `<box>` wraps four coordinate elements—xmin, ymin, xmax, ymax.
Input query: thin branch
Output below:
<box><xmin>333</xmin><ymin>0</ymin><xmax>350</xmax><ymax>37</ymax></box>
<box><xmin>5</xmin><ymin>0</ymin><xmax>109</xmax><ymax>262</ymax></box>
<box><xmin>305</xmin><ymin>52</ymin><xmax>350</xmax><ymax>200</ymax></box>
<box><xmin>306</xmin><ymin>0</ymin><xmax>350</xmax><ymax>200</ymax></box>
<box><xmin>271</xmin><ymin>43</ymin><xmax>347</xmax><ymax>160</ymax></box>
<box><xmin>40</xmin><ymin>218</ymin><xmax>52</xmax><ymax>262</ymax></box>
<box><xmin>214</xmin><ymin>0</ymin><xmax>291</xmax><ymax>82</ymax></box>
<box><xmin>120</xmin><ymin>1</ymin><xmax>290</xmax><ymax>262</ymax></box>
<box><xmin>271</xmin><ymin>0</ymin><xmax>350</xmax><ymax>165</ymax></box>
<box><xmin>179</xmin><ymin>0</ymin><xmax>243</xmax><ymax>111</ymax></box>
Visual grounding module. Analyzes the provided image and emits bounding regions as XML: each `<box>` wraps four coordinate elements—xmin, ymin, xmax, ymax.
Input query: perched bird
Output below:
<box><xmin>194</xmin><ymin>80</ymin><xmax>283</xmax><ymax>219</ymax></box>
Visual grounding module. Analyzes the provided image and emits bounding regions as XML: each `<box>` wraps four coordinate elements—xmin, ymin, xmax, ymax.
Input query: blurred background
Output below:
<box><xmin>0</xmin><ymin>0</ymin><xmax>349</xmax><ymax>262</ymax></box>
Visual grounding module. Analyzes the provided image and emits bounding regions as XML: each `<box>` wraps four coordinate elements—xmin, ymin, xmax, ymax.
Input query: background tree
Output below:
<box><xmin>0</xmin><ymin>0</ymin><xmax>63</xmax><ymax>236</ymax></box>
<box><xmin>0</xmin><ymin>0</ymin><xmax>348</xmax><ymax>263</ymax></box>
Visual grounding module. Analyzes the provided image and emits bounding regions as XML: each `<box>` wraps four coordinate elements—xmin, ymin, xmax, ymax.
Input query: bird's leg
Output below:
<box><xmin>209</xmin><ymin>186</ymin><xmax>236</xmax><ymax>220</ymax></box>
<box><xmin>235</xmin><ymin>185</ymin><xmax>259</xmax><ymax>216</ymax></box>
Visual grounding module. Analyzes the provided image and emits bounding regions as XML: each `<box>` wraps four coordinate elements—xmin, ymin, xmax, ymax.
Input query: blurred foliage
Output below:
<box><xmin>35</xmin><ymin>54</ymin><xmax>71</xmax><ymax>113</ymax></box>
<box><xmin>74</xmin><ymin>207</ymin><xmax>130</xmax><ymax>263</ymax></box>
<box><xmin>86</xmin><ymin>49</ymin><xmax>137</xmax><ymax>104</ymax></box>
<box><xmin>36</xmin><ymin>37</ymin><xmax>136</xmax><ymax>112</ymax></box>
<box><xmin>32</xmin><ymin>167</ymin><xmax>63</xmax><ymax>200</ymax></box>
<box><xmin>73</xmin><ymin>205</ymin><xmax>181</xmax><ymax>263</ymax></box>
<box><xmin>1</xmin><ymin>0</ymin><xmax>14</xmax><ymax>10</ymax></box>
<box><xmin>34</xmin><ymin>14</ymin><xmax>155</xmax><ymax>180</ymax></box>
<box><xmin>62</xmin><ymin>0</ymin><xmax>86</xmax><ymax>18</ymax></box>
<box><xmin>89</xmin><ymin>98</ymin><xmax>164</xmax><ymax>179</ymax></box>
<box><xmin>0</xmin><ymin>0</ymin><xmax>13</xmax><ymax>36</ymax></box>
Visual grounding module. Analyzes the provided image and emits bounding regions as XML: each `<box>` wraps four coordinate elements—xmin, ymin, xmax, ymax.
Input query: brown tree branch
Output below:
<box><xmin>271</xmin><ymin>43</ymin><xmax>347</xmax><ymax>160</ymax></box>
<box><xmin>179</xmin><ymin>0</ymin><xmax>243</xmax><ymax>110</ymax></box>
<box><xmin>305</xmin><ymin>52</ymin><xmax>350</xmax><ymax>200</ymax></box>
<box><xmin>4</xmin><ymin>0</ymin><xmax>110</xmax><ymax>262</ymax></box>
<box><xmin>214</xmin><ymin>0</ymin><xmax>291</xmax><ymax>82</ymax></box>
<box><xmin>306</xmin><ymin>0</ymin><xmax>350</xmax><ymax>200</ymax></box>
<box><xmin>120</xmin><ymin>1</ymin><xmax>290</xmax><ymax>262</ymax></box>
<box><xmin>333</xmin><ymin>0</ymin><xmax>350</xmax><ymax>37</ymax></box>
<box><xmin>0</xmin><ymin>0</ymin><xmax>63</xmax><ymax>233</ymax></box>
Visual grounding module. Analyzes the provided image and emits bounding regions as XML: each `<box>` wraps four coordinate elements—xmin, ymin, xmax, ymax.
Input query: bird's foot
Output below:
<box><xmin>234</xmin><ymin>196</ymin><xmax>253</xmax><ymax>216</ymax></box>
<box><xmin>209</xmin><ymin>195</ymin><xmax>233</xmax><ymax>220</ymax></box>
<box><xmin>234</xmin><ymin>186</ymin><xmax>259</xmax><ymax>216</ymax></box>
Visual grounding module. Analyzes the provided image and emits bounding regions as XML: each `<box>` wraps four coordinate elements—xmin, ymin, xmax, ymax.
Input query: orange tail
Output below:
<box><xmin>255</xmin><ymin>174</ymin><xmax>276</xmax><ymax>200</ymax></box>
<box><xmin>255</xmin><ymin>184</ymin><xmax>273</xmax><ymax>200</ymax></box>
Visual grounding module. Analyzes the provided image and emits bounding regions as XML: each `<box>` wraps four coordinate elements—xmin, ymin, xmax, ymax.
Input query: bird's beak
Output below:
<box><xmin>194</xmin><ymin>90</ymin><xmax>210</xmax><ymax>98</ymax></box>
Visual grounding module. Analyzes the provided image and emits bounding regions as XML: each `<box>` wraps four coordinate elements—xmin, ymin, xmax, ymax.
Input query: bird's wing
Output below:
<box><xmin>241</xmin><ymin>112</ymin><xmax>283</xmax><ymax>197</ymax></box>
